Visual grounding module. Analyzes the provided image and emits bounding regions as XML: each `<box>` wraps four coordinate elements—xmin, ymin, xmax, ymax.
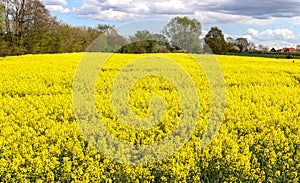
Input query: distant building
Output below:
<box><xmin>270</xmin><ymin>48</ymin><xmax>277</xmax><ymax>53</ymax></box>
<box><xmin>296</xmin><ymin>45</ymin><xmax>300</xmax><ymax>52</ymax></box>
<box><xmin>280</xmin><ymin>47</ymin><xmax>296</xmax><ymax>53</ymax></box>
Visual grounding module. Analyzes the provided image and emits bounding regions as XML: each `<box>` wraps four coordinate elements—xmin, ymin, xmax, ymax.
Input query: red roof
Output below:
<box><xmin>281</xmin><ymin>47</ymin><xmax>296</xmax><ymax>53</ymax></box>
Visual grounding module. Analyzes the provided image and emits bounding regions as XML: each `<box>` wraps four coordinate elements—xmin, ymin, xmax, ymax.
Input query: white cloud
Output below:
<box><xmin>247</xmin><ymin>28</ymin><xmax>259</xmax><ymax>37</ymax></box>
<box><xmin>96</xmin><ymin>9</ymin><xmax>142</xmax><ymax>21</ymax></box>
<box><xmin>194</xmin><ymin>11</ymin><xmax>277</xmax><ymax>26</ymax></box>
<box><xmin>72</xmin><ymin>0</ymin><xmax>101</xmax><ymax>16</ymax></box>
<box><xmin>246</xmin><ymin>28</ymin><xmax>295</xmax><ymax>40</ymax></box>
<box><xmin>244</xmin><ymin>28</ymin><xmax>297</xmax><ymax>49</ymax></box>
<box><xmin>223</xmin><ymin>33</ymin><xmax>231</xmax><ymax>39</ymax></box>
<box><xmin>104</xmin><ymin>0</ymin><xmax>134</xmax><ymax>6</ymax></box>
<box><xmin>292</xmin><ymin>16</ymin><xmax>300</xmax><ymax>26</ymax></box>
<box><xmin>202</xmin><ymin>30</ymin><xmax>208</xmax><ymax>35</ymax></box>
<box><xmin>151</xmin><ymin>0</ymin><xmax>187</xmax><ymax>14</ymax></box>
<box><xmin>202</xmin><ymin>0</ymin><xmax>300</xmax><ymax>18</ymax></box>
<box><xmin>42</xmin><ymin>0</ymin><xmax>69</xmax><ymax>13</ymax></box>
<box><xmin>107</xmin><ymin>0</ymin><xmax>150</xmax><ymax>14</ymax></box>
<box><xmin>42</xmin><ymin>0</ymin><xmax>68</xmax><ymax>6</ymax></box>
<box><xmin>70</xmin><ymin>0</ymin><xmax>298</xmax><ymax>23</ymax></box>
<box><xmin>242</xmin><ymin>34</ymin><xmax>254</xmax><ymax>42</ymax></box>
<box><xmin>46</xmin><ymin>5</ymin><xmax>70</xmax><ymax>13</ymax></box>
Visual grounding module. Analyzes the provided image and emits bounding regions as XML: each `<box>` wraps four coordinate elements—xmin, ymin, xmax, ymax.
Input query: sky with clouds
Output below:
<box><xmin>42</xmin><ymin>0</ymin><xmax>300</xmax><ymax>49</ymax></box>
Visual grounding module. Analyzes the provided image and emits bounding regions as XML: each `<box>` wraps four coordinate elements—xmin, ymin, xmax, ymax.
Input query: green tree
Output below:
<box><xmin>87</xmin><ymin>25</ymin><xmax>126</xmax><ymax>52</ymax></box>
<box><xmin>204</xmin><ymin>26</ymin><xmax>227</xmax><ymax>54</ymax></box>
<box><xmin>0</xmin><ymin>0</ymin><xmax>4</xmax><ymax>33</ymax></box>
<box><xmin>121</xmin><ymin>30</ymin><xmax>158</xmax><ymax>53</ymax></box>
<box><xmin>235</xmin><ymin>37</ymin><xmax>249</xmax><ymax>53</ymax></box>
<box><xmin>1</xmin><ymin>0</ymin><xmax>54</xmax><ymax>55</ymax></box>
<box><xmin>226</xmin><ymin>37</ymin><xmax>240</xmax><ymax>52</ymax></box>
<box><xmin>162</xmin><ymin>16</ymin><xmax>202</xmax><ymax>53</ymax></box>
<box><xmin>247</xmin><ymin>41</ymin><xmax>256</xmax><ymax>52</ymax></box>
<box><xmin>226</xmin><ymin>37</ymin><xmax>235</xmax><ymax>45</ymax></box>
<box><xmin>0</xmin><ymin>1</ymin><xmax>126</xmax><ymax>56</ymax></box>
<box><xmin>22</xmin><ymin>0</ymin><xmax>54</xmax><ymax>53</ymax></box>
<box><xmin>97</xmin><ymin>24</ymin><xmax>115</xmax><ymax>34</ymax></box>
<box><xmin>129</xmin><ymin>29</ymin><xmax>154</xmax><ymax>42</ymax></box>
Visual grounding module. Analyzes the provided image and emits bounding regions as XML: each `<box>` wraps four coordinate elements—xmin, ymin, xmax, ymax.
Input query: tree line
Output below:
<box><xmin>2</xmin><ymin>0</ymin><xmax>295</xmax><ymax>56</ymax></box>
<box><xmin>0</xmin><ymin>0</ymin><xmax>106</xmax><ymax>56</ymax></box>
<box><xmin>0</xmin><ymin>2</ymin><xmax>203</xmax><ymax>57</ymax></box>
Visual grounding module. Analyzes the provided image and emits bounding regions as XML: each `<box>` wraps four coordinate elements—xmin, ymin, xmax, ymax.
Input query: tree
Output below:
<box><xmin>226</xmin><ymin>36</ymin><xmax>238</xmax><ymax>52</ymax></box>
<box><xmin>89</xmin><ymin>25</ymin><xmax>126</xmax><ymax>52</ymax></box>
<box><xmin>152</xmin><ymin>33</ymin><xmax>168</xmax><ymax>43</ymax></box>
<box><xmin>0</xmin><ymin>1</ymin><xmax>128</xmax><ymax>56</ymax></box>
<box><xmin>22</xmin><ymin>0</ymin><xmax>54</xmax><ymax>53</ymax></box>
<box><xmin>204</xmin><ymin>26</ymin><xmax>227</xmax><ymax>54</ymax></box>
<box><xmin>129</xmin><ymin>29</ymin><xmax>154</xmax><ymax>42</ymax></box>
<box><xmin>235</xmin><ymin>37</ymin><xmax>249</xmax><ymax>52</ymax></box>
<box><xmin>119</xmin><ymin>30</ymin><xmax>182</xmax><ymax>53</ymax></box>
<box><xmin>248</xmin><ymin>41</ymin><xmax>256</xmax><ymax>51</ymax></box>
<box><xmin>117</xmin><ymin>30</ymin><xmax>156</xmax><ymax>53</ymax></box>
<box><xmin>152</xmin><ymin>33</ymin><xmax>172</xmax><ymax>52</ymax></box>
<box><xmin>97</xmin><ymin>24</ymin><xmax>116</xmax><ymax>35</ymax></box>
<box><xmin>0</xmin><ymin>0</ymin><xmax>4</xmax><ymax>33</ymax></box>
<box><xmin>162</xmin><ymin>16</ymin><xmax>202</xmax><ymax>53</ymax></box>
<box><xmin>126</xmin><ymin>30</ymin><xmax>156</xmax><ymax>53</ymax></box>
<box><xmin>1</xmin><ymin>0</ymin><xmax>54</xmax><ymax>55</ymax></box>
<box><xmin>226</xmin><ymin>37</ymin><xmax>235</xmax><ymax>44</ymax></box>
<box><xmin>261</xmin><ymin>45</ymin><xmax>269</xmax><ymax>53</ymax></box>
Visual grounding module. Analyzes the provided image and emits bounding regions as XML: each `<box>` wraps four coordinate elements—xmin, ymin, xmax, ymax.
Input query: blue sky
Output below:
<box><xmin>42</xmin><ymin>0</ymin><xmax>300</xmax><ymax>49</ymax></box>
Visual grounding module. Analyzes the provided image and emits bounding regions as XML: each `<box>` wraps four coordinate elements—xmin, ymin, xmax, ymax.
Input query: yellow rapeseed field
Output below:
<box><xmin>0</xmin><ymin>53</ymin><xmax>300</xmax><ymax>182</ymax></box>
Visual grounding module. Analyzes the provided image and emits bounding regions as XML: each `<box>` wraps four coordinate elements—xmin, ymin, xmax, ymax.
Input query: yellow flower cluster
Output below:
<box><xmin>0</xmin><ymin>53</ymin><xmax>299</xmax><ymax>182</ymax></box>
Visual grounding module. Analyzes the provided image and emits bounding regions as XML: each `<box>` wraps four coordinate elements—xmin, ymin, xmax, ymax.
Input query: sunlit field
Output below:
<box><xmin>1</xmin><ymin>53</ymin><xmax>300</xmax><ymax>182</ymax></box>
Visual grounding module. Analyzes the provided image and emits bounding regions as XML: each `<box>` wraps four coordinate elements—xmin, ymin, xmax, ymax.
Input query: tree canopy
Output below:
<box><xmin>162</xmin><ymin>16</ymin><xmax>202</xmax><ymax>53</ymax></box>
<box><xmin>235</xmin><ymin>37</ymin><xmax>249</xmax><ymax>53</ymax></box>
<box><xmin>204</xmin><ymin>27</ymin><xmax>227</xmax><ymax>54</ymax></box>
<box><xmin>0</xmin><ymin>0</ymin><xmax>118</xmax><ymax>56</ymax></box>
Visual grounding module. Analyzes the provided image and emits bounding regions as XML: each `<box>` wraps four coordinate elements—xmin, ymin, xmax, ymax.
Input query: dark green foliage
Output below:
<box><xmin>235</xmin><ymin>38</ymin><xmax>249</xmax><ymax>53</ymax></box>
<box><xmin>118</xmin><ymin>40</ymin><xmax>157</xmax><ymax>54</ymax></box>
<box><xmin>227</xmin><ymin>52</ymin><xmax>300</xmax><ymax>59</ymax></box>
<box><xmin>0</xmin><ymin>0</ymin><xmax>114</xmax><ymax>56</ymax></box>
<box><xmin>204</xmin><ymin>27</ymin><xmax>227</xmax><ymax>54</ymax></box>
<box><xmin>117</xmin><ymin>30</ymin><xmax>186</xmax><ymax>53</ymax></box>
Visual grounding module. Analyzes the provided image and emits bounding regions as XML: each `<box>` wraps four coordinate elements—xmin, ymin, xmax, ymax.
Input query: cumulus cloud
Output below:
<box><xmin>42</xmin><ymin>0</ymin><xmax>68</xmax><ymax>5</ymax></box>
<box><xmin>42</xmin><ymin>0</ymin><xmax>70</xmax><ymax>13</ymax></box>
<box><xmin>292</xmin><ymin>16</ymin><xmax>300</xmax><ymax>26</ymax></box>
<box><xmin>96</xmin><ymin>9</ymin><xmax>142</xmax><ymax>21</ymax></box>
<box><xmin>247</xmin><ymin>28</ymin><xmax>259</xmax><ymax>37</ymax></box>
<box><xmin>194</xmin><ymin>11</ymin><xmax>277</xmax><ymax>26</ymax></box>
<box><xmin>72</xmin><ymin>0</ymin><xmax>101</xmax><ymax>16</ymax></box>
<box><xmin>46</xmin><ymin>5</ymin><xmax>70</xmax><ymax>13</ymax></box>
<box><xmin>244</xmin><ymin>28</ymin><xmax>298</xmax><ymax>49</ymax></box>
<box><xmin>246</xmin><ymin>28</ymin><xmax>295</xmax><ymax>41</ymax></box>
<box><xmin>43</xmin><ymin>0</ymin><xmax>300</xmax><ymax>23</ymax></box>
<box><xmin>69</xmin><ymin>0</ymin><xmax>300</xmax><ymax>22</ymax></box>
<box><xmin>151</xmin><ymin>0</ymin><xmax>189</xmax><ymax>14</ymax></box>
<box><xmin>202</xmin><ymin>0</ymin><xmax>300</xmax><ymax>19</ymax></box>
